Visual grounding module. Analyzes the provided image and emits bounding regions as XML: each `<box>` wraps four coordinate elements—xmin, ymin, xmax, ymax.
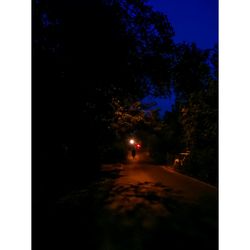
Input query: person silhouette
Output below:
<box><xmin>131</xmin><ymin>148</ymin><xmax>136</xmax><ymax>159</ymax></box>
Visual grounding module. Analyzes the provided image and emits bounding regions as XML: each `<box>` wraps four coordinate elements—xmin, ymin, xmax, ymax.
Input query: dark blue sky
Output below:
<box><xmin>148</xmin><ymin>0</ymin><xmax>218</xmax><ymax>49</ymax></box>
<box><xmin>144</xmin><ymin>0</ymin><xmax>218</xmax><ymax>116</ymax></box>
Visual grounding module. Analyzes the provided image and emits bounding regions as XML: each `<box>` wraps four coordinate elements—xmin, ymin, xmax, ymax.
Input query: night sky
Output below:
<box><xmin>144</xmin><ymin>0</ymin><xmax>218</xmax><ymax>116</ymax></box>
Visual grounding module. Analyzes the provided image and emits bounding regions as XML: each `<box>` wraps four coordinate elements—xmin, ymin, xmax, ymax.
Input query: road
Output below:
<box><xmin>44</xmin><ymin>153</ymin><xmax>218</xmax><ymax>250</ymax></box>
<box><xmin>100</xmin><ymin>156</ymin><xmax>218</xmax><ymax>249</ymax></box>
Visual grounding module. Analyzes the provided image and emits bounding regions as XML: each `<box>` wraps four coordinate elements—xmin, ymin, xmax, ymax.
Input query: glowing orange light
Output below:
<box><xmin>129</xmin><ymin>139</ymin><xmax>135</xmax><ymax>145</ymax></box>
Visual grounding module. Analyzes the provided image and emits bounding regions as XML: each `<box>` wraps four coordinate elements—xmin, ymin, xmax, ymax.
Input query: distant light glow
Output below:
<box><xmin>129</xmin><ymin>139</ymin><xmax>135</xmax><ymax>145</ymax></box>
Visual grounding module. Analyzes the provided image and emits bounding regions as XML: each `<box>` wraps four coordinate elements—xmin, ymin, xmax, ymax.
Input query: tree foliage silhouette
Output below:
<box><xmin>161</xmin><ymin>44</ymin><xmax>218</xmax><ymax>184</ymax></box>
<box><xmin>33</xmin><ymin>0</ymin><xmax>175</xmax><ymax>194</ymax></box>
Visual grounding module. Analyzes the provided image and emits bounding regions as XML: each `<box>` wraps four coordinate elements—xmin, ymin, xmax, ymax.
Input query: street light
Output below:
<box><xmin>129</xmin><ymin>139</ymin><xmax>135</xmax><ymax>145</ymax></box>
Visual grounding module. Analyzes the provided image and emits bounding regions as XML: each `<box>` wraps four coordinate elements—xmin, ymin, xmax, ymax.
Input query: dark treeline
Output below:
<box><xmin>33</xmin><ymin>0</ymin><xmax>218</xmax><ymax>202</ymax></box>
<box><xmin>33</xmin><ymin>0</ymin><xmax>175</xmax><ymax>199</ymax></box>
<box><xmin>150</xmin><ymin>44</ymin><xmax>218</xmax><ymax>186</ymax></box>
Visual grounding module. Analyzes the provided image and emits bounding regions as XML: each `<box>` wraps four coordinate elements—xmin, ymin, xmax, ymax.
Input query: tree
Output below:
<box><xmin>33</xmin><ymin>0</ymin><xmax>175</xmax><ymax>195</ymax></box>
<box><xmin>173</xmin><ymin>43</ymin><xmax>211</xmax><ymax>103</ymax></box>
<box><xmin>172</xmin><ymin>44</ymin><xmax>218</xmax><ymax>185</ymax></box>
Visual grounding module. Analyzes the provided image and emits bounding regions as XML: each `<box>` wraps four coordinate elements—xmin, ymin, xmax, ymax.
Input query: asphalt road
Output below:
<box><xmin>114</xmin><ymin>161</ymin><xmax>217</xmax><ymax>201</ymax></box>
<box><xmin>39</xmin><ymin>154</ymin><xmax>218</xmax><ymax>250</ymax></box>
<box><xmin>96</xmin><ymin>157</ymin><xmax>218</xmax><ymax>250</ymax></box>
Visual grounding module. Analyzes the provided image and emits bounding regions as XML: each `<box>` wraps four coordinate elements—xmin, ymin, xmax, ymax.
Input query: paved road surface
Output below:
<box><xmin>43</xmin><ymin>153</ymin><xmax>218</xmax><ymax>250</ymax></box>
<box><xmin>99</xmin><ymin>159</ymin><xmax>218</xmax><ymax>249</ymax></box>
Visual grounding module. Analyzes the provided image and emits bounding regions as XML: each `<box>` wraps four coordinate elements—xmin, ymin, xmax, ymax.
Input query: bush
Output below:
<box><xmin>100</xmin><ymin>142</ymin><xmax>127</xmax><ymax>164</ymax></box>
<box><xmin>182</xmin><ymin>147</ymin><xmax>218</xmax><ymax>186</ymax></box>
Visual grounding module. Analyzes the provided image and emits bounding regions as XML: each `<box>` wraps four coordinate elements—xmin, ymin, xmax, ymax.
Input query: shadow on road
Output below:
<box><xmin>35</xmin><ymin>164</ymin><xmax>217</xmax><ymax>250</ymax></box>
